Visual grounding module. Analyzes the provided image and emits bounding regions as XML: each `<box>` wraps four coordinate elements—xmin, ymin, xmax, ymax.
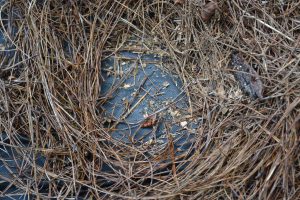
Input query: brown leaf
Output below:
<box><xmin>174</xmin><ymin>0</ymin><xmax>185</xmax><ymax>5</ymax></box>
<box><xmin>230</xmin><ymin>52</ymin><xmax>263</xmax><ymax>99</ymax></box>
<box><xmin>201</xmin><ymin>1</ymin><xmax>218</xmax><ymax>22</ymax></box>
<box><xmin>141</xmin><ymin>116</ymin><xmax>157</xmax><ymax>128</ymax></box>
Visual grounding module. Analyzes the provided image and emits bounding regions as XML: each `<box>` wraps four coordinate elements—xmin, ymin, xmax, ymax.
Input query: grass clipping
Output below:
<box><xmin>0</xmin><ymin>0</ymin><xmax>299</xmax><ymax>199</ymax></box>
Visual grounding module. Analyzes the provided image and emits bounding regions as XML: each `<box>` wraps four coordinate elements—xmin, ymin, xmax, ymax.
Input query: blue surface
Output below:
<box><xmin>100</xmin><ymin>51</ymin><xmax>196</xmax><ymax>155</ymax></box>
<box><xmin>0</xmin><ymin>1</ymin><xmax>17</xmax><ymax>59</ymax></box>
<box><xmin>0</xmin><ymin>5</ymin><xmax>26</xmax><ymax>197</ymax></box>
<box><xmin>0</xmin><ymin>133</ymin><xmax>45</xmax><ymax>199</ymax></box>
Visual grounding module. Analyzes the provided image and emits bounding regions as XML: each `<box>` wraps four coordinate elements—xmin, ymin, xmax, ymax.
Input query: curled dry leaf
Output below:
<box><xmin>201</xmin><ymin>1</ymin><xmax>218</xmax><ymax>22</ymax></box>
<box><xmin>230</xmin><ymin>52</ymin><xmax>263</xmax><ymax>99</ymax></box>
<box><xmin>141</xmin><ymin>116</ymin><xmax>157</xmax><ymax>128</ymax></box>
<box><xmin>175</xmin><ymin>0</ymin><xmax>185</xmax><ymax>5</ymax></box>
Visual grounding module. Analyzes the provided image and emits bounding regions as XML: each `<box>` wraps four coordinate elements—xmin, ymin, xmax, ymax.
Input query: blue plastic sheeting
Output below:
<box><xmin>100</xmin><ymin>51</ymin><xmax>197</xmax><ymax>156</ymax></box>
<box><xmin>0</xmin><ymin>133</ymin><xmax>44</xmax><ymax>199</ymax></box>
<box><xmin>0</xmin><ymin>2</ymin><xmax>17</xmax><ymax>60</ymax></box>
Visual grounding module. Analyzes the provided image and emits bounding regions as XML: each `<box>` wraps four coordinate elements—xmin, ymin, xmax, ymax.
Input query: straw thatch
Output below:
<box><xmin>0</xmin><ymin>0</ymin><xmax>299</xmax><ymax>199</ymax></box>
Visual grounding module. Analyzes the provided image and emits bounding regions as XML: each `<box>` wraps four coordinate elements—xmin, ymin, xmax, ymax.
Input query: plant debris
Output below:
<box><xmin>230</xmin><ymin>52</ymin><xmax>264</xmax><ymax>99</ymax></box>
<box><xmin>141</xmin><ymin>115</ymin><xmax>157</xmax><ymax>128</ymax></box>
<box><xmin>0</xmin><ymin>0</ymin><xmax>299</xmax><ymax>199</ymax></box>
<box><xmin>200</xmin><ymin>1</ymin><xmax>218</xmax><ymax>22</ymax></box>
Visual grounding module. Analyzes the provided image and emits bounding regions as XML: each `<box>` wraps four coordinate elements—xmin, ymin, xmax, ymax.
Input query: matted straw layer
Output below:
<box><xmin>0</xmin><ymin>0</ymin><xmax>299</xmax><ymax>199</ymax></box>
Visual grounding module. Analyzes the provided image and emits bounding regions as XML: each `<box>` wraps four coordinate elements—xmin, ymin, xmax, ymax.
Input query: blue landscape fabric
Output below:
<box><xmin>100</xmin><ymin>51</ymin><xmax>196</xmax><ymax>154</ymax></box>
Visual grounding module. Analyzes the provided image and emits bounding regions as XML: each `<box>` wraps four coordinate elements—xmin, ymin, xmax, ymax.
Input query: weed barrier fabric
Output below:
<box><xmin>0</xmin><ymin>133</ymin><xmax>46</xmax><ymax>200</ymax></box>
<box><xmin>0</xmin><ymin>3</ymin><xmax>46</xmax><ymax>198</ymax></box>
<box><xmin>100</xmin><ymin>51</ymin><xmax>197</xmax><ymax>154</ymax></box>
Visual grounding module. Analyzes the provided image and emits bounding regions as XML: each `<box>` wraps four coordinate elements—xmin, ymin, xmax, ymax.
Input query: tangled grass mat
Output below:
<box><xmin>0</xmin><ymin>0</ymin><xmax>299</xmax><ymax>199</ymax></box>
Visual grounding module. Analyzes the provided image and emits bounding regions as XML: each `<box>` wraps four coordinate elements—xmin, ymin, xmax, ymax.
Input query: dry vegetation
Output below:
<box><xmin>0</xmin><ymin>0</ymin><xmax>299</xmax><ymax>199</ymax></box>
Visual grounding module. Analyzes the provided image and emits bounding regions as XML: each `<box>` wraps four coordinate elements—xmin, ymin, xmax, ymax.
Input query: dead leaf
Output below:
<box><xmin>201</xmin><ymin>1</ymin><xmax>218</xmax><ymax>22</ymax></box>
<box><xmin>175</xmin><ymin>0</ymin><xmax>185</xmax><ymax>5</ymax></box>
<box><xmin>141</xmin><ymin>116</ymin><xmax>157</xmax><ymax>128</ymax></box>
<box><xmin>230</xmin><ymin>52</ymin><xmax>263</xmax><ymax>99</ymax></box>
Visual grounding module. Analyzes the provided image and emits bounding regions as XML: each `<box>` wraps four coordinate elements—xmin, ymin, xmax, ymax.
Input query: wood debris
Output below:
<box><xmin>230</xmin><ymin>52</ymin><xmax>263</xmax><ymax>99</ymax></box>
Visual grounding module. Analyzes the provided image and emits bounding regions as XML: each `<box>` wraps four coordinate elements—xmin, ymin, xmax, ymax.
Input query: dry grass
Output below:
<box><xmin>0</xmin><ymin>0</ymin><xmax>299</xmax><ymax>199</ymax></box>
